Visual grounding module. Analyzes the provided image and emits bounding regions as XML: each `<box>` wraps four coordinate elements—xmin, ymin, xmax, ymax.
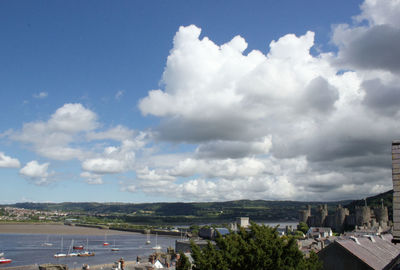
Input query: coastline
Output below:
<box><xmin>0</xmin><ymin>223</ymin><xmax>137</xmax><ymax>235</ymax></box>
<box><xmin>0</xmin><ymin>261</ymin><xmax>137</xmax><ymax>270</ymax></box>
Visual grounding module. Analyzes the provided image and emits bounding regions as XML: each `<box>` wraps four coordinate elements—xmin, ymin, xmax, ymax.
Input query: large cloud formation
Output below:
<box><xmin>135</xmin><ymin>0</ymin><xmax>400</xmax><ymax>201</ymax></box>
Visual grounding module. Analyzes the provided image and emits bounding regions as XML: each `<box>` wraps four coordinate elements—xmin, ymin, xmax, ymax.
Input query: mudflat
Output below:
<box><xmin>0</xmin><ymin>224</ymin><xmax>135</xmax><ymax>235</ymax></box>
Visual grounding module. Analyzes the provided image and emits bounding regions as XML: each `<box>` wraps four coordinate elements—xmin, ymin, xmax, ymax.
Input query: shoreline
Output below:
<box><xmin>0</xmin><ymin>260</ymin><xmax>138</xmax><ymax>270</ymax></box>
<box><xmin>0</xmin><ymin>224</ymin><xmax>137</xmax><ymax>235</ymax></box>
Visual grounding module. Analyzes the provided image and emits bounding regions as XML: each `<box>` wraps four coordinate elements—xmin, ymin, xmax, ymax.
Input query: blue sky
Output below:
<box><xmin>1</xmin><ymin>0</ymin><xmax>399</xmax><ymax>203</ymax></box>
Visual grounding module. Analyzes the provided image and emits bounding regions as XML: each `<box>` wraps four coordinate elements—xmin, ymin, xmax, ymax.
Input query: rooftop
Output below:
<box><xmin>335</xmin><ymin>234</ymin><xmax>400</xmax><ymax>270</ymax></box>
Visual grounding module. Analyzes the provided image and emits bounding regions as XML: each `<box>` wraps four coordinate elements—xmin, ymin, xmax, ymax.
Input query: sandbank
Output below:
<box><xmin>0</xmin><ymin>224</ymin><xmax>136</xmax><ymax>235</ymax></box>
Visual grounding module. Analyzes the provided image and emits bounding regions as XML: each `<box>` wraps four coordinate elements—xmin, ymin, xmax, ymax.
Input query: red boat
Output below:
<box><xmin>73</xmin><ymin>245</ymin><xmax>84</xmax><ymax>250</ymax></box>
<box><xmin>103</xmin><ymin>242</ymin><xmax>110</xmax><ymax>246</ymax></box>
<box><xmin>0</xmin><ymin>258</ymin><xmax>12</xmax><ymax>264</ymax></box>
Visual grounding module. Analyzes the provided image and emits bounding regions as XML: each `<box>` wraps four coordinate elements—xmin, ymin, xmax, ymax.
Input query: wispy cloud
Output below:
<box><xmin>0</xmin><ymin>152</ymin><xmax>21</xmax><ymax>168</ymax></box>
<box><xmin>115</xmin><ymin>90</ymin><xmax>124</xmax><ymax>100</ymax></box>
<box><xmin>33</xmin><ymin>92</ymin><xmax>48</xmax><ymax>99</ymax></box>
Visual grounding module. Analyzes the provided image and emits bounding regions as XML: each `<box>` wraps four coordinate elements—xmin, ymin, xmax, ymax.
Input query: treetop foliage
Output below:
<box><xmin>190</xmin><ymin>223</ymin><xmax>322</xmax><ymax>270</ymax></box>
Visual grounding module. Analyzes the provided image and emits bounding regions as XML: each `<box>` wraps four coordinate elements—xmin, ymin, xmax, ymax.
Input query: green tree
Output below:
<box><xmin>190</xmin><ymin>224</ymin><xmax>200</xmax><ymax>237</ymax></box>
<box><xmin>191</xmin><ymin>223</ymin><xmax>322</xmax><ymax>270</ymax></box>
<box><xmin>297</xmin><ymin>222</ymin><xmax>309</xmax><ymax>234</ymax></box>
<box><xmin>176</xmin><ymin>252</ymin><xmax>192</xmax><ymax>270</ymax></box>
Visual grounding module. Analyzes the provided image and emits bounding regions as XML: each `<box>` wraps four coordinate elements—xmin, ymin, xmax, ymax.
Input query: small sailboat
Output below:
<box><xmin>54</xmin><ymin>237</ymin><xmax>67</xmax><ymax>258</ymax></box>
<box><xmin>103</xmin><ymin>233</ymin><xmax>110</xmax><ymax>246</ymax></box>
<box><xmin>0</xmin><ymin>253</ymin><xmax>11</xmax><ymax>265</ymax></box>
<box><xmin>42</xmin><ymin>235</ymin><xmax>53</xmax><ymax>246</ymax></box>
<box><xmin>78</xmin><ymin>239</ymin><xmax>95</xmax><ymax>257</ymax></box>
<box><xmin>66</xmin><ymin>240</ymin><xmax>79</xmax><ymax>257</ymax></box>
<box><xmin>111</xmin><ymin>240</ymin><xmax>119</xmax><ymax>251</ymax></box>
<box><xmin>152</xmin><ymin>233</ymin><xmax>161</xmax><ymax>251</ymax></box>
<box><xmin>146</xmin><ymin>231</ymin><xmax>151</xmax><ymax>245</ymax></box>
<box><xmin>0</xmin><ymin>258</ymin><xmax>12</xmax><ymax>265</ymax></box>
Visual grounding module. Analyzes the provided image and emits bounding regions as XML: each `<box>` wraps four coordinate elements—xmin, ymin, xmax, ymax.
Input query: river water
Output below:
<box><xmin>0</xmin><ymin>233</ymin><xmax>180</xmax><ymax>268</ymax></box>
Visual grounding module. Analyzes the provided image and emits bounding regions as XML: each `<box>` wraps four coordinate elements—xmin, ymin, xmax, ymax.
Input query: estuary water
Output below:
<box><xmin>0</xmin><ymin>233</ymin><xmax>180</xmax><ymax>268</ymax></box>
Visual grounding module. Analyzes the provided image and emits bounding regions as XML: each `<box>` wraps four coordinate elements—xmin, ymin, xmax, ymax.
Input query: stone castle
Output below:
<box><xmin>299</xmin><ymin>199</ymin><xmax>389</xmax><ymax>233</ymax></box>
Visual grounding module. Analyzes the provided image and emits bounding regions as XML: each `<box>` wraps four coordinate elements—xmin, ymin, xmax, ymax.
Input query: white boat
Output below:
<box><xmin>54</xmin><ymin>253</ymin><xmax>67</xmax><ymax>258</ymax></box>
<box><xmin>42</xmin><ymin>235</ymin><xmax>53</xmax><ymax>246</ymax></box>
<box><xmin>78</xmin><ymin>239</ymin><xmax>95</xmax><ymax>257</ymax></box>
<box><xmin>146</xmin><ymin>231</ymin><xmax>151</xmax><ymax>245</ymax></box>
<box><xmin>54</xmin><ymin>237</ymin><xmax>67</xmax><ymax>258</ymax></box>
<box><xmin>103</xmin><ymin>233</ymin><xmax>109</xmax><ymax>246</ymax></box>
<box><xmin>152</xmin><ymin>233</ymin><xmax>161</xmax><ymax>250</ymax></box>
<box><xmin>78</xmin><ymin>250</ymin><xmax>95</xmax><ymax>257</ymax></box>
<box><xmin>66</xmin><ymin>240</ymin><xmax>79</xmax><ymax>257</ymax></box>
<box><xmin>111</xmin><ymin>240</ymin><xmax>120</xmax><ymax>251</ymax></box>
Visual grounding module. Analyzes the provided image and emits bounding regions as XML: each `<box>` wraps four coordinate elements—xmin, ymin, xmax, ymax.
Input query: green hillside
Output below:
<box><xmin>1</xmin><ymin>190</ymin><xmax>392</xmax><ymax>225</ymax></box>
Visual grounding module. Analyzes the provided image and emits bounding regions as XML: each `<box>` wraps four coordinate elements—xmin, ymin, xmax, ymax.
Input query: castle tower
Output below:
<box><xmin>299</xmin><ymin>205</ymin><xmax>311</xmax><ymax>224</ymax></box>
<box><xmin>334</xmin><ymin>204</ymin><xmax>349</xmax><ymax>233</ymax></box>
<box><xmin>373</xmin><ymin>199</ymin><xmax>389</xmax><ymax>228</ymax></box>
<box><xmin>355</xmin><ymin>199</ymin><xmax>371</xmax><ymax>227</ymax></box>
<box><xmin>315</xmin><ymin>204</ymin><xmax>328</xmax><ymax>227</ymax></box>
<box><xmin>392</xmin><ymin>140</ymin><xmax>400</xmax><ymax>243</ymax></box>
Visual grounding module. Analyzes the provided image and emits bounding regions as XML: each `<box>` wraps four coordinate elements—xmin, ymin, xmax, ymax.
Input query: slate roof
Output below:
<box><xmin>308</xmin><ymin>227</ymin><xmax>332</xmax><ymax>233</ymax></box>
<box><xmin>335</xmin><ymin>234</ymin><xmax>400</xmax><ymax>270</ymax></box>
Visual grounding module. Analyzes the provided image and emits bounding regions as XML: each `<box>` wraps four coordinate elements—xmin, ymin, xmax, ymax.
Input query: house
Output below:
<box><xmin>318</xmin><ymin>234</ymin><xmax>400</xmax><ymax>270</ymax></box>
<box><xmin>198</xmin><ymin>227</ymin><xmax>230</xmax><ymax>240</ymax></box>
<box><xmin>307</xmin><ymin>227</ymin><xmax>333</xmax><ymax>238</ymax></box>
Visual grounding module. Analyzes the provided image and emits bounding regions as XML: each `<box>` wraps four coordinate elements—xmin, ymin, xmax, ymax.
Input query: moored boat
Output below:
<box><xmin>146</xmin><ymin>231</ymin><xmax>151</xmax><ymax>245</ymax></box>
<box><xmin>66</xmin><ymin>240</ymin><xmax>79</xmax><ymax>256</ymax></box>
<box><xmin>0</xmin><ymin>258</ymin><xmax>12</xmax><ymax>264</ymax></box>
<box><xmin>42</xmin><ymin>235</ymin><xmax>53</xmax><ymax>246</ymax></box>
<box><xmin>103</xmin><ymin>233</ymin><xmax>109</xmax><ymax>246</ymax></box>
<box><xmin>111</xmin><ymin>240</ymin><xmax>119</xmax><ymax>251</ymax></box>
<box><xmin>73</xmin><ymin>245</ymin><xmax>84</xmax><ymax>250</ymax></box>
<box><xmin>54</xmin><ymin>253</ymin><xmax>67</xmax><ymax>258</ymax></box>
<box><xmin>152</xmin><ymin>233</ymin><xmax>162</xmax><ymax>251</ymax></box>
<box><xmin>66</xmin><ymin>252</ymin><xmax>79</xmax><ymax>257</ymax></box>
<box><xmin>78</xmin><ymin>251</ymin><xmax>95</xmax><ymax>257</ymax></box>
<box><xmin>54</xmin><ymin>236</ymin><xmax>67</xmax><ymax>258</ymax></box>
<box><xmin>78</xmin><ymin>238</ymin><xmax>95</xmax><ymax>256</ymax></box>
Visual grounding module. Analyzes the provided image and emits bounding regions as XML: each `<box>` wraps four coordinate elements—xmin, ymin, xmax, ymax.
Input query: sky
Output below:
<box><xmin>1</xmin><ymin>0</ymin><xmax>399</xmax><ymax>203</ymax></box>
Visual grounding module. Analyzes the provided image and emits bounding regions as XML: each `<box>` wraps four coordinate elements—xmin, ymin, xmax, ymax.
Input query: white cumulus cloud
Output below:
<box><xmin>19</xmin><ymin>160</ymin><xmax>52</xmax><ymax>185</ymax></box>
<box><xmin>0</xmin><ymin>152</ymin><xmax>21</xmax><ymax>168</ymax></box>
<box><xmin>133</xmin><ymin>1</ymin><xmax>398</xmax><ymax>201</ymax></box>
<box><xmin>10</xmin><ymin>103</ymin><xmax>98</xmax><ymax>160</ymax></box>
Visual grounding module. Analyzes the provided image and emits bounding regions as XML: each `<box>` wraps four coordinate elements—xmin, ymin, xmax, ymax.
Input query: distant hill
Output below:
<box><xmin>1</xmin><ymin>200</ymin><xmax>348</xmax><ymax>224</ymax></box>
<box><xmin>1</xmin><ymin>191</ymin><xmax>392</xmax><ymax>224</ymax></box>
